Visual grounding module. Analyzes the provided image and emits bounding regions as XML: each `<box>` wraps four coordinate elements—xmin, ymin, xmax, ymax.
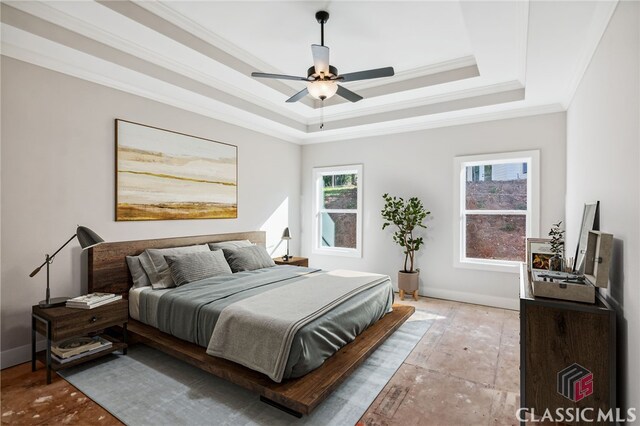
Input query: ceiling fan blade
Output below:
<box><xmin>337</xmin><ymin>66</ymin><xmax>395</xmax><ymax>82</ymax></box>
<box><xmin>311</xmin><ymin>44</ymin><xmax>330</xmax><ymax>75</ymax></box>
<box><xmin>286</xmin><ymin>88</ymin><xmax>309</xmax><ymax>103</ymax></box>
<box><xmin>336</xmin><ymin>85</ymin><xmax>363</xmax><ymax>103</ymax></box>
<box><xmin>251</xmin><ymin>72</ymin><xmax>308</xmax><ymax>81</ymax></box>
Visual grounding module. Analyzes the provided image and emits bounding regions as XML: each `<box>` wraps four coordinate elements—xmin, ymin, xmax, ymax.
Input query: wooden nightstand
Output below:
<box><xmin>32</xmin><ymin>299</ymin><xmax>128</xmax><ymax>384</ymax></box>
<box><xmin>274</xmin><ymin>257</ymin><xmax>309</xmax><ymax>267</ymax></box>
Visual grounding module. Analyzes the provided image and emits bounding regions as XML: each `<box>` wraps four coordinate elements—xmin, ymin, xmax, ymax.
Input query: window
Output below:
<box><xmin>312</xmin><ymin>165</ymin><xmax>363</xmax><ymax>257</ymax></box>
<box><xmin>453</xmin><ymin>151</ymin><xmax>539</xmax><ymax>272</ymax></box>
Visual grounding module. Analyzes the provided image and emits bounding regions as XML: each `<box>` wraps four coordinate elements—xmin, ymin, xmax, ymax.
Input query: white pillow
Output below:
<box><xmin>139</xmin><ymin>244</ymin><xmax>210</xmax><ymax>289</ymax></box>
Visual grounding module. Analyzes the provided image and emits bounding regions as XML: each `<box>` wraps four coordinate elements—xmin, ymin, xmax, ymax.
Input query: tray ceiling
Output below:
<box><xmin>1</xmin><ymin>1</ymin><xmax>617</xmax><ymax>144</ymax></box>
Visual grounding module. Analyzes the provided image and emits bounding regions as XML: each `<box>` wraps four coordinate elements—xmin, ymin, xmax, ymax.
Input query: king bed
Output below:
<box><xmin>88</xmin><ymin>231</ymin><xmax>414</xmax><ymax>416</ymax></box>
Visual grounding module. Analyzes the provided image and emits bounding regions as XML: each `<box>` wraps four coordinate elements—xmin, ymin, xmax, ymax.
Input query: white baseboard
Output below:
<box><xmin>1</xmin><ymin>340</ymin><xmax>46</xmax><ymax>370</ymax></box>
<box><xmin>420</xmin><ymin>287</ymin><xmax>519</xmax><ymax>311</ymax></box>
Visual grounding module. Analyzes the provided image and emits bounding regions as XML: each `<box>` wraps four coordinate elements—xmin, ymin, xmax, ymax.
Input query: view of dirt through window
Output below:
<box><xmin>322</xmin><ymin>174</ymin><xmax>358</xmax><ymax>249</ymax></box>
<box><xmin>465</xmin><ymin>178</ymin><xmax>527</xmax><ymax>261</ymax></box>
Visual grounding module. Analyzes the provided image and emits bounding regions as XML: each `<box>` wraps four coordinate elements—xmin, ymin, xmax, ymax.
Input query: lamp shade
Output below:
<box><xmin>281</xmin><ymin>227</ymin><xmax>291</xmax><ymax>240</ymax></box>
<box><xmin>307</xmin><ymin>80</ymin><xmax>338</xmax><ymax>100</ymax></box>
<box><xmin>76</xmin><ymin>226</ymin><xmax>104</xmax><ymax>249</ymax></box>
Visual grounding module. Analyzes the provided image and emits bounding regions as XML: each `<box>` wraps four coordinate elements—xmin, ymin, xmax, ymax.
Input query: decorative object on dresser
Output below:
<box><xmin>273</xmin><ymin>256</ymin><xmax>309</xmax><ymax>267</ymax></box>
<box><xmin>547</xmin><ymin>221</ymin><xmax>565</xmax><ymax>271</ymax></box>
<box><xmin>574</xmin><ymin>201</ymin><xmax>600</xmax><ymax>273</ymax></box>
<box><xmin>32</xmin><ymin>299</ymin><xmax>128</xmax><ymax>384</ymax></box>
<box><xmin>381</xmin><ymin>193</ymin><xmax>431</xmax><ymax>301</ymax></box>
<box><xmin>116</xmin><ymin>119</ymin><xmax>238</xmax><ymax>221</ymax></box>
<box><xmin>526</xmin><ymin>238</ymin><xmax>554</xmax><ymax>271</ymax></box>
<box><xmin>66</xmin><ymin>293</ymin><xmax>122</xmax><ymax>309</ymax></box>
<box><xmin>281</xmin><ymin>227</ymin><xmax>292</xmax><ymax>261</ymax></box>
<box><xmin>29</xmin><ymin>225</ymin><xmax>104</xmax><ymax>308</ymax></box>
<box><xmin>519</xmin><ymin>263</ymin><xmax>615</xmax><ymax>419</ymax></box>
<box><xmin>527</xmin><ymin>231</ymin><xmax>613</xmax><ymax>304</ymax></box>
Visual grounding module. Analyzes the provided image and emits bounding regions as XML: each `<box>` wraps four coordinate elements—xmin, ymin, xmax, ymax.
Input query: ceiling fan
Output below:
<box><xmin>251</xmin><ymin>10</ymin><xmax>395</xmax><ymax>103</ymax></box>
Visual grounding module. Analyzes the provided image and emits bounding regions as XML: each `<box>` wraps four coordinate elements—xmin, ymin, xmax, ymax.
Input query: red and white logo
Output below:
<box><xmin>557</xmin><ymin>363</ymin><xmax>593</xmax><ymax>402</ymax></box>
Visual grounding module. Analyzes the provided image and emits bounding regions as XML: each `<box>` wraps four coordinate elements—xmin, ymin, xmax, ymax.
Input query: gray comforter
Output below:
<box><xmin>153</xmin><ymin>266</ymin><xmax>393</xmax><ymax>380</ymax></box>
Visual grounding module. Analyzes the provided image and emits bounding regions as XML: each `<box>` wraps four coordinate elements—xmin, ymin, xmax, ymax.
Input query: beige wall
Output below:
<box><xmin>0</xmin><ymin>57</ymin><xmax>301</xmax><ymax>366</ymax></box>
<box><xmin>301</xmin><ymin>112</ymin><xmax>567</xmax><ymax>309</ymax></box>
<box><xmin>566</xmin><ymin>1</ymin><xmax>639</xmax><ymax>412</ymax></box>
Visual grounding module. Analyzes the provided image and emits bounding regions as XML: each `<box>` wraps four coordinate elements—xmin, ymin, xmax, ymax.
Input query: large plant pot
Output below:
<box><xmin>398</xmin><ymin>270</ymin><xmax>419</xmax><ymax>301</ymax></box>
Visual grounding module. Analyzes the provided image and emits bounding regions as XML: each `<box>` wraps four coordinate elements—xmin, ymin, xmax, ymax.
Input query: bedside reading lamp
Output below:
<box><xmin>29</xmin><ymin>226</ymin><xmax>104</xmax><ymax>308</ymax></box>
<box><xmin>281</xmin><ymin>227</ymin><xmax>292</xmax><ymax>261</ymax></box>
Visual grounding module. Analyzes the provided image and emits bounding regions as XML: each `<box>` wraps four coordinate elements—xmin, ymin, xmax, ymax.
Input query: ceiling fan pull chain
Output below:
<box><xmin>320</xmin><ymin>100</ymin><xmax>325</xmax><ymax>130</ymax></box>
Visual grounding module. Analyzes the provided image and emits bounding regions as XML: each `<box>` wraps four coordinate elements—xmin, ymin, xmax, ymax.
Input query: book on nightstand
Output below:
<box><xmin>65</xmin><ymin>293</ymin><xmax>122</xmax><ymax>309</ymax></box>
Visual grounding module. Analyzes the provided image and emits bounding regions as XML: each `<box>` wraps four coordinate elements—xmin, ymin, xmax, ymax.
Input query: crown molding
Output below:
<box><xmin>308</xmin><ymin>80</ymin><xmax>524</xmax><ymax>124</ymax></box>
<box><xmin>3</xmin><ymin>1</ymin><xmax>309</xmax><ymax>124</ymax></box>
<box><xmin>1</xmin><ymin>25</ymin><xmax>303</xmax><ymax>143</ymax></box>
<box><xmin>135</xmin><ymin>0</ymin><xmax>282</xmax><ymax>78</ymax></box>
<box><xmin>563</xmin><ymin>0</ymin><xmax>618</xmax><ymax>109</ymax></box>
<box><xmin>516</xmin><ymin>1</ymin><xmax>530</xmax><ymax>85</ymax></box>
<box><xmin>300</xmin><ymin>103</ymin><xmax>565</xmax><ymax>145</ymax></box>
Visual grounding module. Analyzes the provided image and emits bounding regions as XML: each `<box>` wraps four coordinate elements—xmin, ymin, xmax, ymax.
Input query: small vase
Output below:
<box><xmin>549</xmin><ymin>255</ymin><xmax>562</xmax><ymax>272</ymax></box>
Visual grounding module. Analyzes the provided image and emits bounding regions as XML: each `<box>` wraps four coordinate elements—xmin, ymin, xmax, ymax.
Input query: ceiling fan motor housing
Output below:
<box><xmin>307</xmin><ymin>65</ymin><xmax>338</xmax><ymax>80</ymax></box>
<box><xmin>315</xmin><ymin>11</ymin><xmax>329</xmax><ymax>24</ymax></box>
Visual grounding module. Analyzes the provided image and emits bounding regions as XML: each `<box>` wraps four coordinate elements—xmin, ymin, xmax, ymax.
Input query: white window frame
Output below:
<box><xmin>312</xmin><ymin>164</ymin><xmax>363</xmax><ymax>258</ymax></box>
<box><xmin>453</xmin><ymin>150</ymin><xmax>540</xmax><ymax>273</ymax></box>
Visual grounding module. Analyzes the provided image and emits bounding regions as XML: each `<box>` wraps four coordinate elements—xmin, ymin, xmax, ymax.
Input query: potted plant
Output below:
<box><xmin>381</xmin><ymin>193</ymin><xmax>431</xmax><ymax>300</ymax></box>
<box><xmin>548</xmin><ymin>221</ymin><xmax>565</xmax><ymax>272</ymax></box>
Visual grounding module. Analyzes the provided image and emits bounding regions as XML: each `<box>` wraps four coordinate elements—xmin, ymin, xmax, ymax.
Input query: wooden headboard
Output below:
<box><xmin>88</xmin><ymin>231</ymin><xmax>266</xmax><ymax>295</ymax></box>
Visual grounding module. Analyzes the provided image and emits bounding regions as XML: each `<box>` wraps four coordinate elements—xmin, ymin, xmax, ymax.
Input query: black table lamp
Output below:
<box><xmin>29</xmin><ymin>226</ymin><xmax>104</xmax><ymax>308</ymax></box>
<box><xmin>281</xmin><ymin>227</ymin><xmax>292</xmax><ymax>261</ymax></box>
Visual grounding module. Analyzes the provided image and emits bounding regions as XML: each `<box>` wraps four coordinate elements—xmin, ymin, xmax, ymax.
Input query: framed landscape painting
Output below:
<box><xmin>116</xmin><ymin>119</ymin><xmax>237</xmax><ymax>221</ymax></box>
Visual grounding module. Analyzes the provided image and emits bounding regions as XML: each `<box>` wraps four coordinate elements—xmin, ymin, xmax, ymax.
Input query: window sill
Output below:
<box><xmin>313</xmin><ymin>247</ymin><xmax>362</xmax><ymax>258</ymax></box>
<box><xmin>454</xmin><ymin>259</ymin><xmax>521</xmax><ymax>274</ymax></box>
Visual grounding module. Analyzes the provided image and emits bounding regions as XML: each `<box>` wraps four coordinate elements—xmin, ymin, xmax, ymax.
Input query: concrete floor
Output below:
<box><xmin>359</xmin><ymin>297</ymin><xmax>520</xmax><ymax>426</ymax></box>
<box><xmin>1</xmin><ymin>297</ymin><xmax>520</xmax><ymax>425</ymax></box>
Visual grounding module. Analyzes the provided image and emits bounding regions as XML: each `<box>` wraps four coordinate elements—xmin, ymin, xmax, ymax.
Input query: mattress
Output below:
<box><xmin>128</xmin><ymin>265</ymin><xmax>393</xmax><ymax>379</ymax></box>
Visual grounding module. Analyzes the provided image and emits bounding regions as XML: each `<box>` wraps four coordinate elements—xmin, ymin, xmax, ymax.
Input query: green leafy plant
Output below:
<box><xmin>381</xmin><ymin>194</ymin><xmax>431</xmax><ymax>273</ymax></box>
<box><xmin>548</xmin><ymin>221</ymin><xmax>565</xmax><ymax>257</ymax></box>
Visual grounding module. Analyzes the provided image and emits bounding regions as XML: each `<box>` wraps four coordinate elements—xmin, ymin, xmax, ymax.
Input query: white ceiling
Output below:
<box><xmin>0</xmin><ymin>1</ymin><xmax>618</xmax><ymax>144</ymax></box>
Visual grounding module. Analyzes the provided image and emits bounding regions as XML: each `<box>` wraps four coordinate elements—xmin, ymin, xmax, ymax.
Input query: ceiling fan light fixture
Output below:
<box><xmin>307</xmin><ymin>80</ymin><xmax>338</xmax><ymax>100</ymax></box>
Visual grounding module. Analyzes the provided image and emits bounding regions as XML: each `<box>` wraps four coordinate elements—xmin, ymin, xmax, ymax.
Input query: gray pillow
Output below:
<box><xmin>223</xmin><ymin>245</ymin><xmax>276</xmax><ymax>272</ymax></box>
<box><xmin>208</xmin><ymin>240</ymin><xmax>253</xmax><ymax>251</ymax></box>
<box><xmin>126</xmin><ymin>255</ymin><xmax>151</xmax><ymax>288</ymax></box>
<box><xmin>139</xmin><ymin>244</ymin><xmax>210</xmax><ymax>289</ymax></box>
<box><xmin>165</xmin><ymin>250</ymin><xmax>232</xmax><ymax>287</ymax></box>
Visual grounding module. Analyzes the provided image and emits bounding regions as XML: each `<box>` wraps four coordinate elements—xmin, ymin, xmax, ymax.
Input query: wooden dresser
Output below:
<box><xmin>519</xmin><ymin>264</ymin><xmax>616</xmax><ymax>424</ymax></box>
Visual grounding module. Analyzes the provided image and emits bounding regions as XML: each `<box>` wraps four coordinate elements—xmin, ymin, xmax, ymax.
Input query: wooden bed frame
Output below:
<box><xmin>88</xmin><ymin>231</ymin><xmax>414</xmax><ymax>416</ymax></box>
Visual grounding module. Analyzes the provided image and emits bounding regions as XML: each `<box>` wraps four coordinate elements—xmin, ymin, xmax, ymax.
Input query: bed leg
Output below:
<box><xmin>259</xmin><ymin>396</ymin><xmax>303</xmax><ymax>418</ymax></box>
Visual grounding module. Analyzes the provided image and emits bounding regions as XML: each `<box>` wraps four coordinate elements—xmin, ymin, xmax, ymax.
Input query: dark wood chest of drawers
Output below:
<box><xmin>519</xmin><ymin>265</ymin><xmax>616</xmax><ymax>424</ymax></box>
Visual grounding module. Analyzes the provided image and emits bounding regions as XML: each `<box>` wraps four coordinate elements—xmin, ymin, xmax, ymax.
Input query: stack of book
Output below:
<box><xmin>66</xmin><ymin>292</ymin><xmax>122</xmax><ymax>309</ymax></box>
<box><xmin>51</xmin><ymin>336</ymin><xmax>113</xmax><ymax>364</ymax></box>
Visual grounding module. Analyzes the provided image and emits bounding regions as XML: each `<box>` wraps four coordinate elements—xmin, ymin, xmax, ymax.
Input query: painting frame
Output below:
<box><xmin>115</xmin><ymin>119</ymin><xmax>238</xmax><ymax>221</ymax></box>
<box><xmin>526</xmin><ymin>237</ymin><xmax>555</xmax><ymax>271</ymax></box>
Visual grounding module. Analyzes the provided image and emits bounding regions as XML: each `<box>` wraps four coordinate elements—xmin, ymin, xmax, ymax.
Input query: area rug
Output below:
<box><xmin>60</xmin><ymin>311</ymin><xmax>434</xmax><ymax>425</ymax></box>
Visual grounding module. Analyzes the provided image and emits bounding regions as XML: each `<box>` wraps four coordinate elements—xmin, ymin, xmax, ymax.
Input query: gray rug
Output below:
<box><xmin>60</xmin><ymin>311</ymin><xmax>434</xmax><ymax>426</ymax></box>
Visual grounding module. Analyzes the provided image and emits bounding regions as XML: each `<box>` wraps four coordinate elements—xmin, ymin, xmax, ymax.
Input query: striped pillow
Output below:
<box><xmin>208</xmin><ymin>240</ymin><xmax>253</xmax><ymax>251</ymax></box>
<box><xmin>222</xmin><ymin>245</ymin><xmax>276</xmax><ymax>272</ymax></box>
<box><xmin>165</xmin><ymin>250</ymin><xmax>232</xmax><ymax>287</ymax></box>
